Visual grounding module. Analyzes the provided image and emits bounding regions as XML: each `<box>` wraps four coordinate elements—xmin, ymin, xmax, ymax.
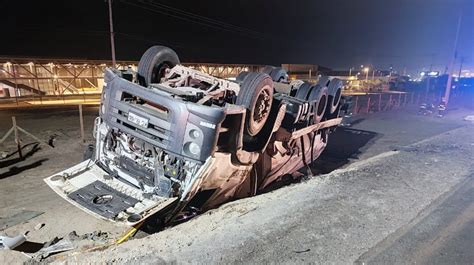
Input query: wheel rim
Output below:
<box><xmin>152</xmin><ymin>62</ymin><xmax>171</xmax><ymax>83</ymax></box>
<box><xmin>250</xmin><ymin>85</ymin><xmax>273</xmax><ymax>134</ymax></box>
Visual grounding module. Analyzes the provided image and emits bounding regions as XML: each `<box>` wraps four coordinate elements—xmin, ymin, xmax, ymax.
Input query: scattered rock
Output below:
<box><xmin>68</xmin><ymin>231</ymin><xmax>80</xmax><ymax>241</ymax></box>
<box><xmin>68</xmin><ymin>230</ymin><xmax>111</xmax><ymax>242</ymax></box>
<box><xmin>34</xmin><ymin>223</ymin><xmax>45</xmax><ymax>231</ymax></box>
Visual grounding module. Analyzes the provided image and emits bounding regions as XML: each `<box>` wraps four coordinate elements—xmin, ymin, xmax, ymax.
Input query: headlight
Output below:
<box><xmin>184</xmin><ymin>142</ymin><xmax>201</xmax><ymax>157</ymax></box>
<box><xmin>189</xmin><ymin>129</ymin><xmax>201</xmax><ymax>139</ymax></box>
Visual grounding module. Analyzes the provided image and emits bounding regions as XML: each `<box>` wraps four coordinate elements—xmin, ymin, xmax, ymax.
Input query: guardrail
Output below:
<box><xmin>344</xmin><ymin>91</ymin><xmax>425</xmax><ymax>115</ymax></box>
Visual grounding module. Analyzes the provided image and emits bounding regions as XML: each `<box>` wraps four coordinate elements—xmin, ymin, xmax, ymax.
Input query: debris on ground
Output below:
<box><xmin>0</xmin><ymin>234</ymin><xmax>26</xmax><ymax>250</ymax></box>
<box><xmin>34</xmin><ymin>223</ymin><xmax>45</xmax><ymax>231</ymax></box>
<box><xmin>67</xmin><ymin>230</ymin><xmax>110</xmax><ymax>243</ymax></box>
<box><xmin>463</xmin><ymin>115</ymin><xmax>474</xmax><ymax>122</ymax></box>
<box><xmin>30</xmin><ymin>238</ymin><xmax>74</xmax><ymax>261</ymax></box>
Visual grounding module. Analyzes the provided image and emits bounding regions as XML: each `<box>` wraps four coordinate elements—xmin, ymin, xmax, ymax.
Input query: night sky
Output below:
<box><xmin>1</xmin><ymin>0</ymin><xmax>473</xmax><ymax>75</ymax></box>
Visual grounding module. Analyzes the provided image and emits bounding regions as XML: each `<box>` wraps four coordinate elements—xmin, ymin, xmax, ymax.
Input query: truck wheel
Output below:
<box><xmin>236</xmin><ymin>71</ymin><xmax>250</xmax><ymax>83</ymax></box>
<box><xmin>237</xmin><ymin>73</ymin><xmax>274</xmax><ymax>136</ymax></box>
<box><xmin>294</xmin><ymin>82</ymin><xmax>313</xmax><ymax>100</ymax></box>
<box><xmin>326</xmin><ymin>79</ymin><xmax>343</xmax><ymax>114</ymax></box>
<box><xmin>289</xmin><ymin>80</ymin><xmax>304</xmax><ymax>96</ymax></box>
<box><xmin>261</xmin><ymin>65</ymin><xmax>275</xmax><ymax>75</ymax></box>
<box><xmin>307</xmin><ymin>85</ymin><xmax>328</xmax><ymax>124</ymax></box>
<box><xmin>269</xmin><ymin>67</ymin><xmax>289</xmax><ymax>83</ymax></box>
<box><xmin>137</xmin><ymin>46</ymin><xmax>180</xmax><ymax>87</ymax></box>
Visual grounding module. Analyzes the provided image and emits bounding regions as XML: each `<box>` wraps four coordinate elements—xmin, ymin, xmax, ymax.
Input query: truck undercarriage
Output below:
<box><xmin>44</xmin><ymin>46</ymin><xmax>343</xmax><ymax>226</ymax></box>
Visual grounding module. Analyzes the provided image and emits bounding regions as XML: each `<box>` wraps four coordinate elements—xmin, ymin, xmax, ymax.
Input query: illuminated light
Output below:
<box><xmin>363</xmin><ymin>67</ymin><xmax>369</xmax><ymax>72</ymax></box>
<box><xmin>420</xmin><ymin>72</ymin><xmax>426</xmax><ymax>76</ymax></box>
<box><xmin>27</xmin><ymin>62</ymin><xmax>34</xmax><ymax>66</ymax></box>
<box><xmin>53</xmin><ymin>74</ymin><xmax>58</xmax><ymax>79</ymax></box>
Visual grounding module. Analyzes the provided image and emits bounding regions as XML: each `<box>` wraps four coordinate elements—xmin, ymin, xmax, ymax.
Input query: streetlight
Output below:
<box><xmin>363</xmin><ymin>67</ymin><xmax>369</xmax><ymax>82</ymax></box>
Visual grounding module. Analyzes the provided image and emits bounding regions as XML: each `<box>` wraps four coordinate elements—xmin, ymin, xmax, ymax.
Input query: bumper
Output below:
<box><xmin>43</xmin><ymin>160</ymin><xmax>182</xmax><ymax>226</ymax></box>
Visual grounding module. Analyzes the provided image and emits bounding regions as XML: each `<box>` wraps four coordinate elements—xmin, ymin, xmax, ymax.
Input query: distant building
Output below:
<box><xmin>282</xmin><ymin>64</ymin><xmax>332</xmax><ymax>82</ymax></box>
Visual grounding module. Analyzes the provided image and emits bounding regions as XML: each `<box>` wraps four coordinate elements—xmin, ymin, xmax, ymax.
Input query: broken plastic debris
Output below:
<box><xmin>33</xmin><ymin>238</ymin><xmax>74</xmax><ymax>261</ymax></box>
<box><xmin>0</xmin><ymin>234</ymin><xmax>27</xmax><ymax>250</ymax></box>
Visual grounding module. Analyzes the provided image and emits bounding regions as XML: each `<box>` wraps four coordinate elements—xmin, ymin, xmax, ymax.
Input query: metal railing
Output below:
<box><xmin>0</xmin><ymin>58</ymin><xmax>265</xmax><ymax>104</ymax></box>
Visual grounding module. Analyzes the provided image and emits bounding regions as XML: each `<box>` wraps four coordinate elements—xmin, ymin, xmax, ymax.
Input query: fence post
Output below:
<box><xmin>378</xmin><ymin>94</ymin><xmax>382</xmax><ymax>112</ymax></box>
<box><xmin>12</xmin><ymin>116</ymin><xmax>22</xmax><ymax>159</ymax></box>
<box><xmin>79</xmin><ymin>105</ymin><xmax>85</xmax><ymax>143</ymax></box>
<box><xmin>397</xmin><ymin>93</ymin><xmax>402</xmax><ymax>108</ymax></box>
<box><xmin>411</xmin><ymin>92</ymin><xmax>414</xmax><ymax>104</ymax></box>
<box><xmin>366</xmin><ymin>96</ymin><xmax>371</xmax><ymax>113</ymax></box>
<box><xmin>353</xmin><ymin>96</ymin><xmax>359</xmax><ymax>114</ymax></box>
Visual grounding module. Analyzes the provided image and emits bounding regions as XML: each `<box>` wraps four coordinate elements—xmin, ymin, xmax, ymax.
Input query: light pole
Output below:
<box><xmin>364</xmin><ymin>67</ymin><xmax>369</xmax><ymax>82</ymax></box>
<box><xmin>108</xmin><ymin>0</ymin><xmax>116</xmax><ymax>68</ymax></box>
<box><xmin>444</xmin><ymin>11</ymin><xmax>462</xmax><ymax>106</ymax></box>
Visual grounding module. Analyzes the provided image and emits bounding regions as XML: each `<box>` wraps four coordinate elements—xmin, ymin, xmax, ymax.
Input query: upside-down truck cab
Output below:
<box><xmin>45</xmin><ymin>46</ymin><xmax>343</xmax><ymax>226</ymax></box>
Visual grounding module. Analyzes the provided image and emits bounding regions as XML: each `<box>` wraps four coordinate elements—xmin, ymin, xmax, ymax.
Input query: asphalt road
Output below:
<box><xmin>358</xmin><ymin>174</ymin><xmax>474</xmax><ymax>264</ymax></box>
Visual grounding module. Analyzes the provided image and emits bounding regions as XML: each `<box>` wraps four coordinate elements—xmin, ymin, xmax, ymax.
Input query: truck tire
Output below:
<box><xmin>318</xmin><ymin>76</ymin><xmax>331</xmax><ymax>87</ymax></box>
<box><xmin>261</xmin><ymin>65</ymin><xmax>275</xmax><ymax>75</ymax></box>
<box><xmin>326</xmin><ymin>78</ymin><xmax>343</xmax><ymax>115</ymax></box>
<box><xmin>137</xmin><ymin>46</ymin><xmax>180</xmax><ymax>87</ymax></box>
<box><xmin>294</xmin><ymin>82</ymin><xmax>313</xmax><ymax>100</ymax></box>
<box><xmin>307</xmin><ymin>85</ymin><xmax>328</xmax><ymax>124</ymax></box>
<box><xmin>236</xmin><ymin>71</ymin><xmax>250</xmax><ymax>83</ymax></box>
<box><xmin>269</xmin><ymin>67</ymin><xmax>288</xmax><ymax>83</ymax></box>
<box><xmin>237</xmin><ymin>72</ymin><xmax>274</xmax><ymax>136</ymax></box>
<box><xmin>289</xmin><ymin>80</ymin><xmax>304</xmax><ymax>97</ymax></box>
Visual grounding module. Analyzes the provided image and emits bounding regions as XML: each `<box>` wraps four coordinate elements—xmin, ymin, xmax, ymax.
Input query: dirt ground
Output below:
<box><xmin>1</xmin><ymin>106</ymin><xmax>473</xmax><ymax>263</ymax></box>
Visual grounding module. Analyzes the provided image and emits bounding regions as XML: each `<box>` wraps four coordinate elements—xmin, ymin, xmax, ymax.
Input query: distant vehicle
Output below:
<box><xmin>45</xmin><ymin>46</ymin><xmax>343</xmax><ymax>226</ymax></box>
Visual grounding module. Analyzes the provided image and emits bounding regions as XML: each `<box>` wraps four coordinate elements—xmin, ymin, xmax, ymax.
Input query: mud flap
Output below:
<box><xmin>44</xmin><ymin>160</ymin><xmax>177</xmax><ymax>226</ymax></box>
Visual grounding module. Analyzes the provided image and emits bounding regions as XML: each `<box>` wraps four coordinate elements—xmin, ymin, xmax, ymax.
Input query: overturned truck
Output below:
<box><xmin>45</xmin><ymin>46</ymin><xmax>343</xmax><ymax>226</ymax></box>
